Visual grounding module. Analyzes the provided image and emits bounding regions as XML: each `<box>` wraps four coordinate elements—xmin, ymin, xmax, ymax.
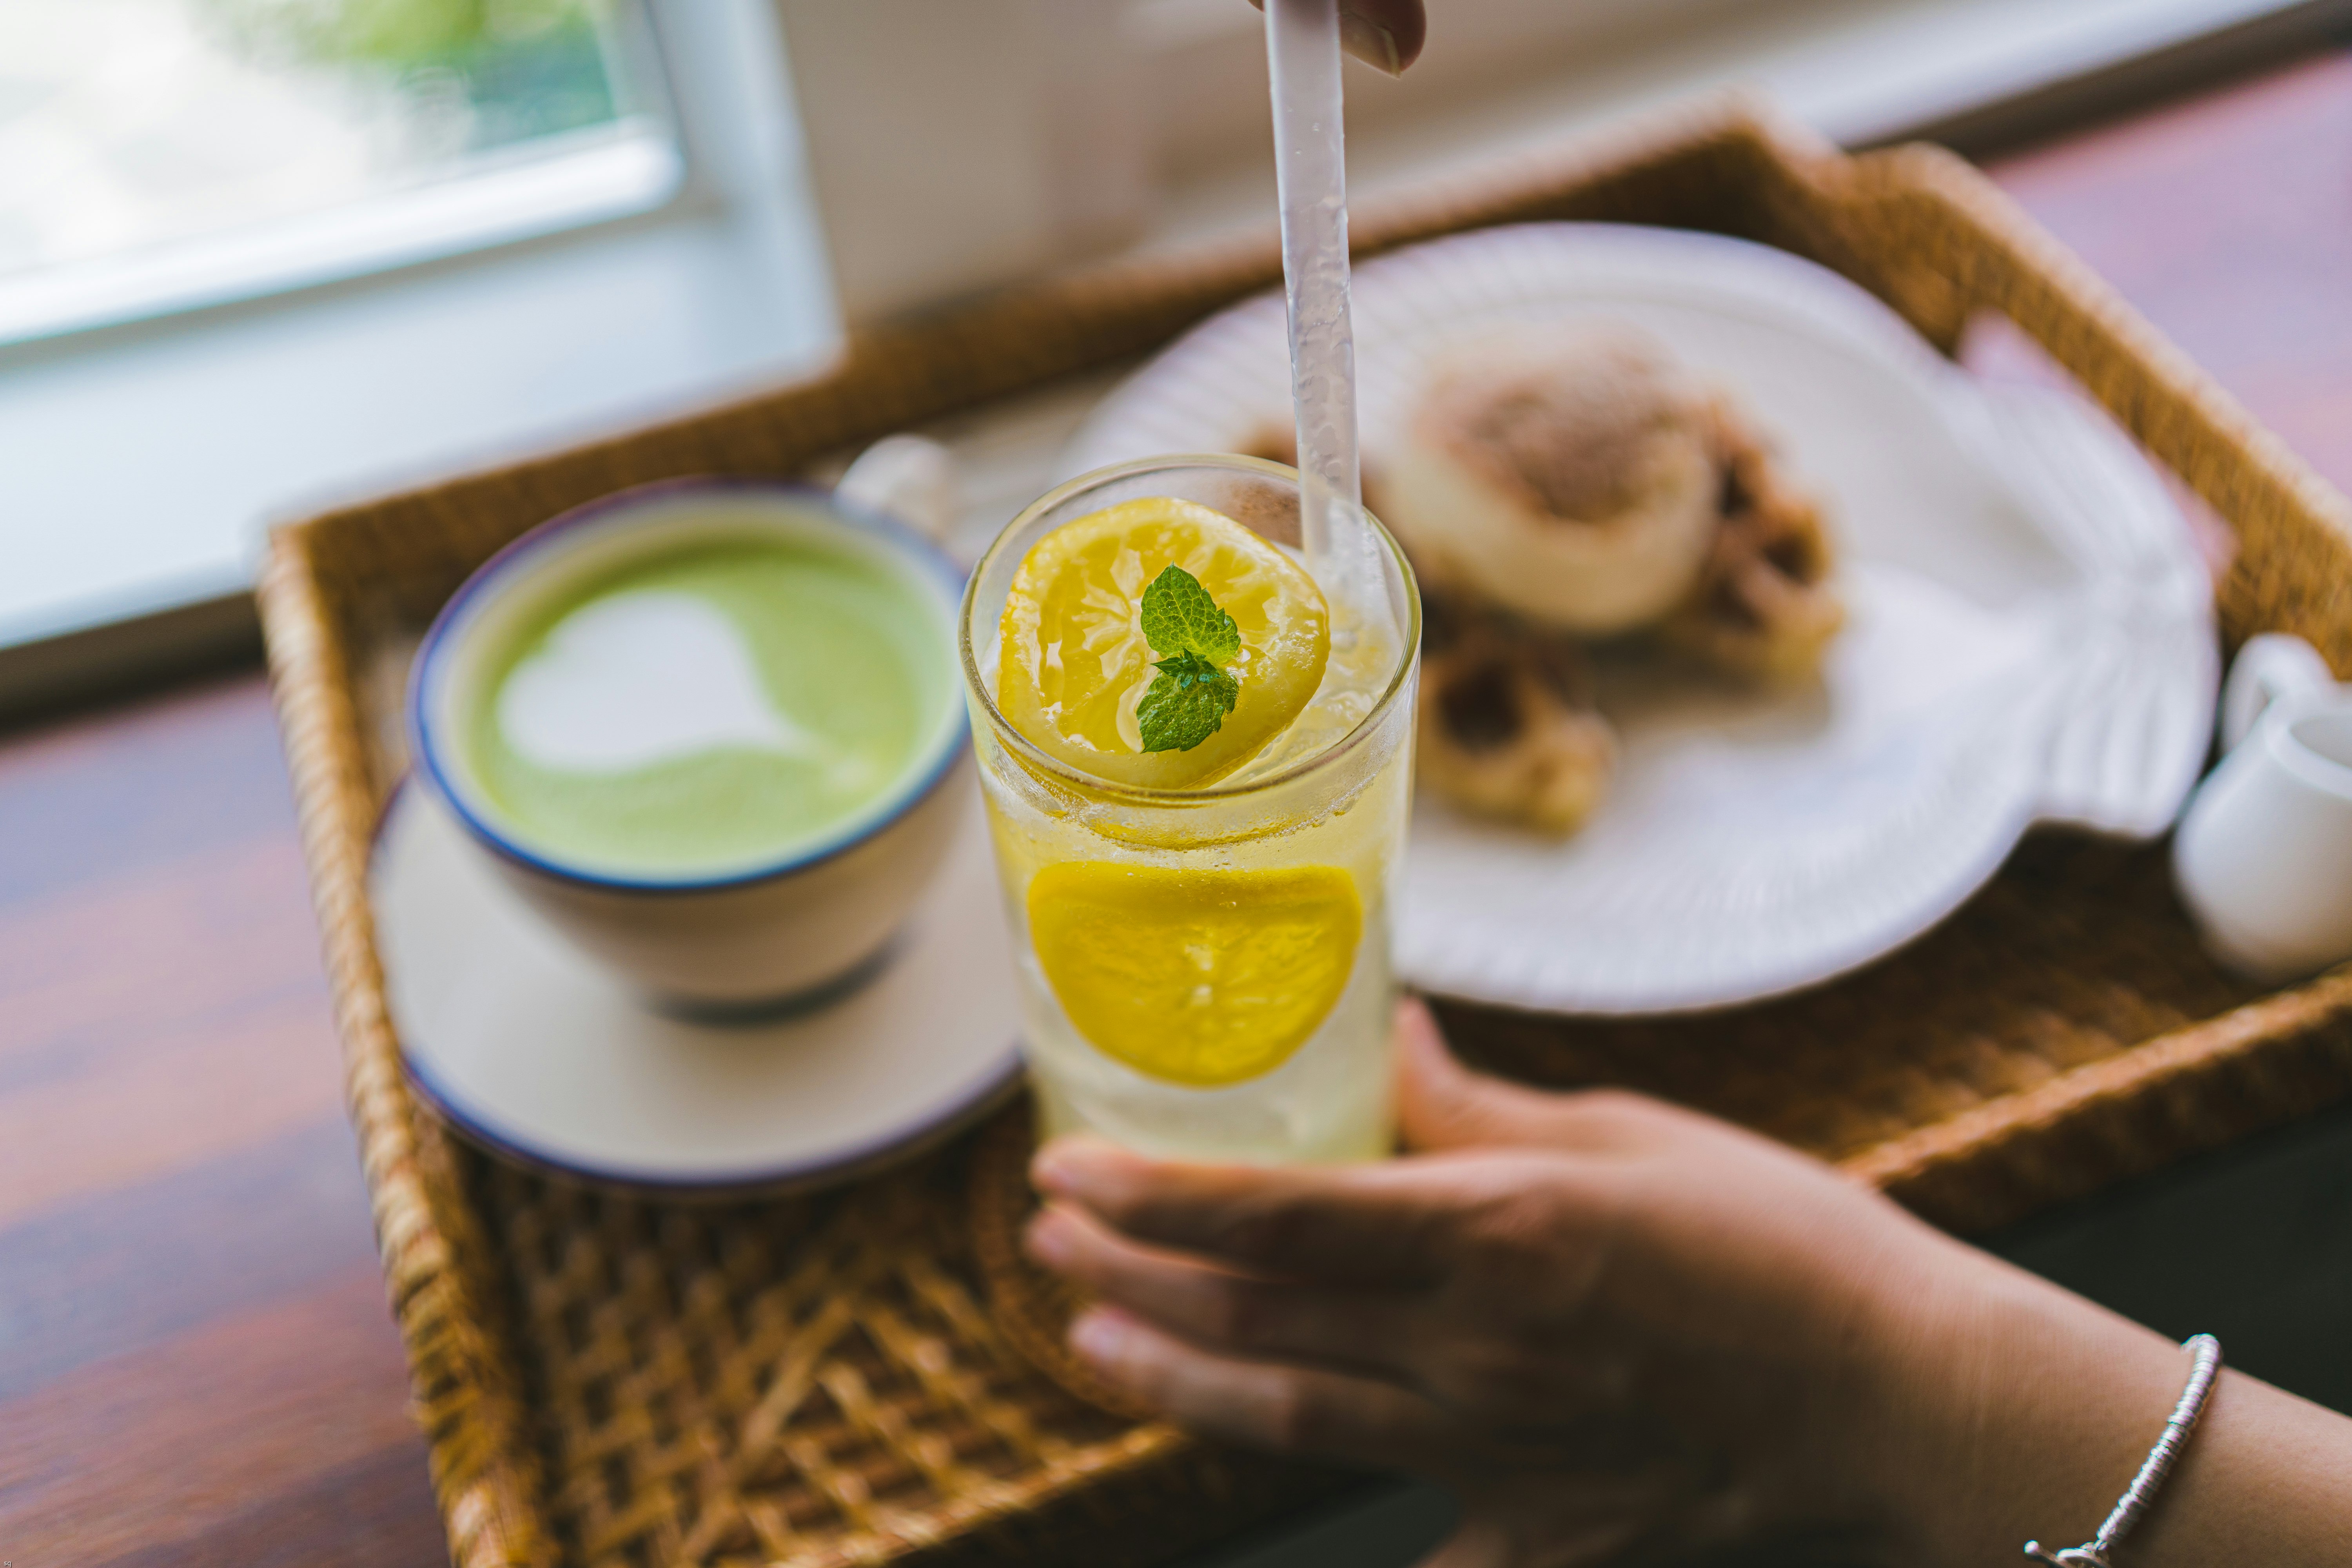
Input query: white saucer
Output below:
<box><xmin>1065</xmin><ymin>222</ymin><xmax>2216</xmax><ymax>1015</ymax></box>
<box><xmin>371</xmin><ymin>781</ymin><xmax>1024</xmax><ymax>1193</ymax></box>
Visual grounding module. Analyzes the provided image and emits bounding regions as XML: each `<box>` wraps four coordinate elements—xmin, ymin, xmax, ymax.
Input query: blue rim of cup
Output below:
<box><xmin>406</xmin><ymin>475</ymin><xmax>973</xmax><ymax>896</ymax></box>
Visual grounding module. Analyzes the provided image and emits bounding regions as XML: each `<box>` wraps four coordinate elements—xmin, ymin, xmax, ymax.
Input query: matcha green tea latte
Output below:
<box><xmin>407</xmin><ymin>484</ymin><xmax>970</xmax><ymax>1007</ymax></box>
<box><xmin>461</xmin><ymin>536</ymin><xmax>951</xmax><ymax>877</ymax></box>
<box><xmin>412</xmin><ymin>483</ymin><xmax>968</xmax><ymax>885</ymax></box>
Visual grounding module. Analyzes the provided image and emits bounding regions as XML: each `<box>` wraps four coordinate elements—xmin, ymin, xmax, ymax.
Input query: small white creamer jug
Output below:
<box><xmin>2173</xmin><ymin>633</ymin><xmax>2352</xmax><ymax>982</ymax></box>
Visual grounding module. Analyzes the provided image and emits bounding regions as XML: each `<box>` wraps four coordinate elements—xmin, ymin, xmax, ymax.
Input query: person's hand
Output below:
<box><xmin>1248</xmin><ymin>0</ymin><xmax>1426</xmax><ymax>76</ymax></box>
<box><xmin>1022</xmin><ymin>1000</ymin><xmax>2318</xmax><ymax>1566</ymax></box>
<box><xmin>1025</xmin><ymin>998</ymin><xmax>1952</xmax><ymax>1561</ymax></box>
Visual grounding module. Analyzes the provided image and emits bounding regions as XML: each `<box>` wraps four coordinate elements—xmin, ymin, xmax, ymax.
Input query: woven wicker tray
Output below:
<box><xmin>262</xmin><ymin>103</ymin><xmax>2352</xmax><ymax>1568</ymax></box>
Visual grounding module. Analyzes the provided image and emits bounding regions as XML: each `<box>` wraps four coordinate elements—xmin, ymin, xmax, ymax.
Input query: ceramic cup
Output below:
<box><xmin>2173</xmin><ymin>633</ymin><xmax>2352</xmax><ymax>983</ymax></box>
<box><xmin>407</xmin><ymin>479</ymin><xmax>971</xmax><ymax>1013</ymax></box>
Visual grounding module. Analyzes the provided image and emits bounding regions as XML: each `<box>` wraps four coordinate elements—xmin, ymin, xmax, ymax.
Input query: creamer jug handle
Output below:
<box><xmin>2220</xmin><ymin>633</ymin><xmax>2337</xmax><ymax>751</ymax></box>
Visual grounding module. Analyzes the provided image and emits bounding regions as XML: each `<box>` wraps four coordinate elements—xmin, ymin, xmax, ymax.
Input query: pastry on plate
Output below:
<box><xmin>1415</xmin><ymin>590</ymin><xmax>1616</xmax><ymax>835</ymax></box>
<box><xmin>1228</xmin><ymin>323</ymin><xmax>1838</xmax><ymax>836</ymax></box>
<box><xmin>1229</xmin><ymin>422</ymin><xmax>1395</xmax><ymax>539</ymax></box>
<box><xmin>1663</xmin><ymin>403</ymin><xmax>1845</xmax><ymax>683</ymax></box>
<box><xmin>1230</xmin><ymin>423</ymin><xmax>1616</xmax><ymax>831</ymax></box>
<box><xmin>1382</xmin><ymin>325</ymin><xmax>1722</xmax><ymax>635</ymax></box>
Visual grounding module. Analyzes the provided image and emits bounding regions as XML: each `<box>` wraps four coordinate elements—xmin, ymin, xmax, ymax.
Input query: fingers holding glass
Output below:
<box><xmin>1025</xmin><ymin>1200</ymin><xmax>1417</xmax><ymax>1373</ymax></box>
<box><xmin>1031</xmin><ymin>1136</ymin><xmax>1462</xmax><ymax>1285</ymax></box>
<box><xmin>1025</xmin><ymin>1151</ymin><xmax>1633</xmax><ymax>1430</ymax></box>
<box><xmin>1063</xmin><ymin>1300</ymin><xmax>1706</xmax><ymax>1565</ymax></box>
<box><xmin>1394</xmin><ymin>996</ymin><xmax>1699</xmax><ymax>1157</ymax></box>
<box><xmin>1066</xmin><ymin>1304</ymin><xmax>1460</xmax><ymax>1468</ymax></box>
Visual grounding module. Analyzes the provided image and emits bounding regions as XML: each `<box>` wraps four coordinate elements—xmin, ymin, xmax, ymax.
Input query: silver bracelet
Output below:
<box><xmin>2024</xmin><ymin>1334</ymin><xmax>2223</xmax><ymax>1567</ymax></box>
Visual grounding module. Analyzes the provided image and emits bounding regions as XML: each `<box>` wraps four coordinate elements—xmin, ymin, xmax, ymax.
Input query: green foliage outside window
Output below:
<box><xmin>201</xmin><ymin>0</ymin><xmax>627</xmax><ymax>149</ymax></box>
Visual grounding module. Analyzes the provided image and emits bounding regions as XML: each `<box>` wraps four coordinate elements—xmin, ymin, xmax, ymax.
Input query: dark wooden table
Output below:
<box><xmin>9</xmin><ymin>52</ymin><xmax>2352</xmax><ymax>1568</ymax></box>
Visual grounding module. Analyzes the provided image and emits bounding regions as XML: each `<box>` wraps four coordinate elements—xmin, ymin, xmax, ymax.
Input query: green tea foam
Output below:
<box><xmin>464</xmin><ymin>537</ymin><xmax>952</xmax><ymax>877</ymax></box>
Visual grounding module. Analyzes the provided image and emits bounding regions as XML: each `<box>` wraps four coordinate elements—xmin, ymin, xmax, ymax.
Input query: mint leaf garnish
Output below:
<box><xmin>1138</xmin><ymin>653</ymin><xmax>1238</xmax><ymax>752</ymax></box>
<box><xmin>1136</xmin><ymin>566</ymin><xmax>1243</xmax><ymax>753</ymax></box>
<box><xmin>1140</xmin><ymin>564</ymin><xmax>1240</xmax><ymax>665</ymax></box>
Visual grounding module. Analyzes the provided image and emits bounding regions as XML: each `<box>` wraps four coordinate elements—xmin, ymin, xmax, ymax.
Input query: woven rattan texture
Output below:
<box><xmin>261</xmin><ymin>103</ymin><xmax>2352</xmax><ymax>1568</ymax></box>
<box><xmin>483</xmin><ymin>1146</ymin><xmax>1207</xmax><ymax>1568</ymax></box>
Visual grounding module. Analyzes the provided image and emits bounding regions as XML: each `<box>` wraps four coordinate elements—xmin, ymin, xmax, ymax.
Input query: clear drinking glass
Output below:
<box><xmin>960</xmin><ymin>455</ymin><xmax>1420</xmax><ymax>1163</ymax></box>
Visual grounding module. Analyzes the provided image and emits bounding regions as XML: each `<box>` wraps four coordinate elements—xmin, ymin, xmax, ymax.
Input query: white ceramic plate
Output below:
<box><xmin>1065</xmin><ymin>223</ymin><xmax>2216</xmax><ymax>1014</ymax></box>
<box><xmin>372</xmin><ymin>780</ymin><xmax>1024</xmax><ymax>1192</ymax></box>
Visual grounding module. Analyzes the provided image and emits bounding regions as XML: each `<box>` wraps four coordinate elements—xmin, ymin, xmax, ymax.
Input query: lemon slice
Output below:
<box><xmin>1029</xmin><ymin>862</ymin><xmax>1361</xmax><ymax>1087</ymax></box>
<box><xmin>998</xmin><ymin>497</ymin><xmax>1329</xmax><ymax>789</ymax></box>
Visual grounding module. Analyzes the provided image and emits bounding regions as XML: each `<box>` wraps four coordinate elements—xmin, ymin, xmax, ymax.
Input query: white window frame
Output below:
<box><xmin>0</xmin><ymin>0</ymin><xmax>842</xmax><ymax>699</ymax></box>
<box><xmin>0</xmin><ymin>130</ymin><xmax>687</xmax><ymax>349</ymax></box>
<box><xmin>0</xmin><ymin>0</ymin><xmax>690</xmax><ymax>348</ymax></box>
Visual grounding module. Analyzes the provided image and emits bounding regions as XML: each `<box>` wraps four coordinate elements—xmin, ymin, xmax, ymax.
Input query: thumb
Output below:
<box><xmin>1394</xmin><ymin>997</ymin><xmax>1611</xmax><ymax>1153</ymax></box>
<box><xmin>1245</xmin><ymin>0</ymin><xmax>1426</xmax><ymax>76</ymax></box>
<box><xmin>1413</xmin><ymin>1514</ymin><xmax>1508</xmax><ymax>1568</ymax></box>
<box><xmin>1416</xmin><ymin>1504</ymin><xmax>1661</xmax><ymax>1568</ymax></box>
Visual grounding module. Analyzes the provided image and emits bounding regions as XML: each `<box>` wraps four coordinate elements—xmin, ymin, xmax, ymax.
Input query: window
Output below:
<box><xmin>0</xmin><ymin>0</ymin><xmax>682</xmax><ymax>344</ymax></box>
<box><xmin>0</xmin><ymin>0</ymin><xmax>836</xmax><ymax>673</ymax></box>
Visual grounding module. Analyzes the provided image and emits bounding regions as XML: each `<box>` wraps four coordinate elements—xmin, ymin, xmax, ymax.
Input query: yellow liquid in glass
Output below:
<box><xmin>976</xmin><ymin>495</ymin><xmax>1414</xmax><ymax>1163</ymax></box>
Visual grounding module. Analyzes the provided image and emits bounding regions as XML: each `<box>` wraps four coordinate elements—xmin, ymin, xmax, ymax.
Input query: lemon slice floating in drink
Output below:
<box><xmin>996</xmin><ymin>495</ymin><xmax>1358</xmax><ymax>1087</ymax></box>
<box><xmin>997</xmin><ymin>497</ymin><xmax>1330</xmax><ymax>790</ymax></box>
<box><xmin>1028</xmin><ymin>862</ymin><xmax>1361</xmax><ymax>1086</ymax></box>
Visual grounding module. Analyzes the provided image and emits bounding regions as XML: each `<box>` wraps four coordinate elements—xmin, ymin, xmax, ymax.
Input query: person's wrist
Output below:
<box><xmin>1851</xmin><ymin>1239</ymin><xmax>2190</xmax><ymax>1567</ymax></box>
<box><xmin>1702</xmin><ymin>1207</ymin><xmax>1985</xmax><ymax>1550</ymax></box>
<box><xmin>1774</xmin><ymin>1223</ymin><xmax>1993</xmax><ymax>1551</ymax></box>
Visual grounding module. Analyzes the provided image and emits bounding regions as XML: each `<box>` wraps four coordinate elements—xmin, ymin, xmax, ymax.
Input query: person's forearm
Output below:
<box><xmin>2136</xmin><ymin>1362</ymin><xmax>2352</xmax><ymax>1564</ymax></box>
<box><xmin>1867</xmin><ymin>1246</ymin><xmax>2352</xmax><ymax>1565</ymax></box>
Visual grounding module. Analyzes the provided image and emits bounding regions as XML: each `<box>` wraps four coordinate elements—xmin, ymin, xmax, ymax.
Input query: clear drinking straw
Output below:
<box><xmin>1264</xmin><ymin>0</ymin><xmax>1365</xmax><ymax>596</ymax></box>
